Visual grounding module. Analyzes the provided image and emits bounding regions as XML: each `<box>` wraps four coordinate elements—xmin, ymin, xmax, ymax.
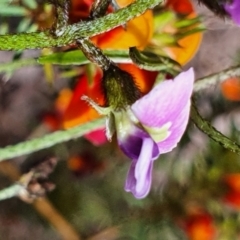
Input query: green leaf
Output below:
<box><xmin>174</xmin><ymin>17</ymin><xmax>202</xmax><ymax>28</ymax></box>
<box><xmin>154</xmin><ymin>10</ymin><xmax>175</xmax><ymax>32</ymax></box>
<box><xmin>0</xmin><ymin>6</ymin><xmax>27</xmax><ymax>16</ymax></box>
<box><xmin>22</xmin><ymin>0</ymin><xmax>37</xmax><ymax>9</ymax></box>
<box><xmin>38</xmin><ymin>49</ymin><xmax>130</xmax><ymax>65</ymax></box>
<box><xmin>0</xmin><ymin>23</ymin><xmax>9</xmax><ymax>35</ymax></box>
<box><xmin>0</xmin><ymin>0</ymin><xmax>13</xmax><ymax>4</ymax></box>
<box><xmin>17</xmin><ymin>18</ymin><xmax>32</xmax><ymax>33</ymax></box>
<box><xmin>129</xmin><ymin>47</ymin><xmax>180</xmax><ymax>73</ymax></box>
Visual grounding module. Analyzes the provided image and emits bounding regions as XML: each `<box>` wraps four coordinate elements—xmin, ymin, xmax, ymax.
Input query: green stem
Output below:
<box><xmin>0</xmin><ymin>0</ymin><xmax>162</xmax><ymax>50</ymax></box>
<box><xmin>194</xmin><ymin>65</ymin><xmax>240</xmax><ymax>93</ymax></box>
<box><xmin>190</xmin><ymin>102</ymin><xmax>240</xmax><ymax>155</ymax></box>
<box><xmin>0</xmin><ymin>50</ymin><xmax>131</xmax><ymax>74</ymax></box>
<box><xmin>0</xmin><ymin>58</ymin><xmax>37</xmax><ymax>73</ymax></box>
<box><xmin>0</xmin><ymin>118</ymin><xmax>105</xmax><ymax>161</ymax></box>
<box><xmin>76</xmin><ymin>38</ymin><xmax>111</xmax><ymax>70</ymax></box>
<box><xmin>0</xmin><ymin>184</ymin><xmax>23</xmax><ymax>201</ymax></box>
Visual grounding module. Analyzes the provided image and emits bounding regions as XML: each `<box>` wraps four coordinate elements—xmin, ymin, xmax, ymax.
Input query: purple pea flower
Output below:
<box><xmin>114</xmin><ymin>68</ymin><xmax>194</xmax><ymax>199</ymax></box>
<box><xmin>82</xmin><ymin>68</ymin><xmax>194</xmax><ymax>199</ymax></box>
<box><xmin>224</xmin><ymin>0</ymin><xmax>240</xmax><ymax>25</ymax></box>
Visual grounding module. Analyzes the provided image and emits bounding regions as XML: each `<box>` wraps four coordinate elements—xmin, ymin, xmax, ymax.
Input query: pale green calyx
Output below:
<box><xmin>143</xmin><ymin>122</ymin><xmax>172</xmax><ymax>143</ymax></box>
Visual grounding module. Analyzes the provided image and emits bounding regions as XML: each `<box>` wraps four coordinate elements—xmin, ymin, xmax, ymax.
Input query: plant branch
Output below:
<box><xmin>0</xmin><ymin>58</ymin><xmax>37</xmax><ymax>73</ymax></box>
<box><xmin>0</xmin><ymin>184</ymin><xmax>24</xmax><ymax>201</ymax></box>
<box><xmin>0</xmin><ymin>0</ymin><xmax>162</xmax><ymax>50</ymax></box>
<box><xmin>0</xmin><ymin>118</ymin><xmax>105</xmax><ymax>161</ymax></box>
<box><xmin>190</xmin><ymin>101</ymin><xmax>240</xmax><ymax>155</ymax></box>
<box><xmin>194</xmin><ymin>65</ymin><xmax>240</xmax><ymax>92</ymax></box>
<box><xmin>0</xmin><ymin>161</ymin><xmax>81</xmax><ymax>239</ymax></box>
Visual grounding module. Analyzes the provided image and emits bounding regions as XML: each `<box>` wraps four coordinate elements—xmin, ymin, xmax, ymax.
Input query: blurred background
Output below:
<box><xmin>1</xmin><ymin>0</ymin><xmax>240</xmax><ymax>239</ymax></box>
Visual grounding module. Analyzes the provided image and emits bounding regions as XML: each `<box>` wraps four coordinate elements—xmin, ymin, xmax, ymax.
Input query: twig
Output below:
<box><xmin>33</xmin><ymin>198</ymin><xmax>80</xmax><ymax>240</ymax></box>
<box><xmin>0</xmin><ymin>160</ymin><xmax>81</xmax><ymax>239</ymax></box>
<box><xmin>0</xmin><ymin>118</ymin><xmax>105</xmax><ymax>161</ymax></box>
<box><xmin>190</xmin><ymin>102</ymin><xmax>240</xmax><ymax>155</ymax></box>
<box><xmin>0</xmin><ymin>184</ymin><xmax>24</xmax><ymax>201</ymax></box>
<box><xmin>0</xmin><ymin>0</ymin><xmax>162</xmax><ymax>50</ymax></box>
<box><xmin>0</xmin><ymin>58</ymin><xmax>37</xmax><ymax>73</ymax></box>
<box><xmin>194</xmin><ymin>65</ymin><xmax>240</xmax><ymax>92</ymax></box>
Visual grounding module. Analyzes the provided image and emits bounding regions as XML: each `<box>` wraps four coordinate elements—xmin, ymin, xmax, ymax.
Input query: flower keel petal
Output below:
<box><xmin>125</xmin><ymin>137</ymin><xmax>156</xmax><ymax>199</ymax></box>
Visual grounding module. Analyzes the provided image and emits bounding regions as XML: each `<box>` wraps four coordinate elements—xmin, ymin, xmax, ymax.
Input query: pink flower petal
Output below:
<box><xmin>224</xmin><ymin>0</ymin><xmax>240</xmax><ymax>25</ymax></box>
<box><xmin>124</xmin><ymin>137</ymin><xmax>155</xmax><ymax>199</ymax></box>
<box><xmin>84</xmin><ymin>128</ymin><xmax>107</xmax><ymax>146</ymax></box>
<box><xmin>158</xmin><ymin>101</ymin><xmax>190</xmax><ymax>153</ymax></box>
<box><xmin>131</xmin><ymin>68</ymin><xmax>194</xmax><ymax>128</ymax></box>
<box><xmin>118</xmin><ymin>125</ymin><xmax>159</xmax><ymax>160</ymax></box>
<box><xmin>131</xmin><ymin>68</ymin><xmax>194</xmax><ymax>153</ymax></box>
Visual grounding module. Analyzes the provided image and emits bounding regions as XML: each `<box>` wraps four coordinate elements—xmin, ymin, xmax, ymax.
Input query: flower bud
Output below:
<box><xmin>102</xmin><ymin>63</ymin><xmax>142</xmax><ymax>110</ymax></box>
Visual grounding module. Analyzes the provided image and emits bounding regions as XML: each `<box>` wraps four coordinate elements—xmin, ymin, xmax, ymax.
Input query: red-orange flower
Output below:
<box><xmin>223</xmin><ymin>174</ymin><xmax>240</xmax><ymax>209</ymax></box>
<box><xmin>70</xmin><ymin>0</ymin><xmax>153</xmax><ymax>50</ymax></box>
<box><xmin>221</xmin><ymin>77</ymin><xmax>240</xmax><ymax>101</ymax></box>
<box><xmin>62</xmin><ymin>64</ymin><xmax>157</xmax><ymax>129</ymax></box>
<box><xmin>163</xmin><ymin>0</ymin><xmax>202</xmax><ymax>65</ymax></box>
<box><xmin>184</xmin><ymin>212</ymin><xmax>216</xmax><ymax>240</ymax></box>
<box><xmin>68</xmin><ymin>152</ymin><xmax>105</xmax><ymax>176</ymax></box>
<box><xmin>62</xmin><ymin>68</ymin><xmax>104</xmax><ymax>129</ymax></box>
<box><xmin>42</xmin><ymin>63</ymin><xmax>157</xmax><ymax>146</ymax></box>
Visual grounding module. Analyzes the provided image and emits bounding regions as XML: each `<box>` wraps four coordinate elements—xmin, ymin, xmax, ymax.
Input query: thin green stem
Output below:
<box><xmin>0</xmin><ymin>58</ymin><xmax>37</xmax><ymax>73</ymax></box>
<box><xmin>194</xmin><ymin>65</ymin><xmax>240</xmax><ymax>93</ymax></box>
<box><xmin>0</xmin><ymin>50</ymin><xmax>131</xmax><ymax>74</ymax></box>
<box><xmin>190</xmin><ymin>102</ymin><xmax>240</xmax><ymax>155</ymax></box>
<box><xmin>0</xmin><ymin>118</ymin><xmax>105</xmax><ymax>161</ymax></box>
<box><xmin>0</xmin><ymin>0</ymin><xmax>162</xmax><ymax>50</ymax></box>
<box><xmin>76</xmin><ymin>38</ymin><xmax>111</xmax><ymax>70</ymax></box>
<box><xmin>0</xmin><ymin>184</ymin><xmax>24</xmax><ymax>201</ymax></box>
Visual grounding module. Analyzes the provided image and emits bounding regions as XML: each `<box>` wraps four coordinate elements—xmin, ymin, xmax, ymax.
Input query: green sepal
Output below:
<box><xmin>102</xmin><ymin>64</ymin><xmax>142</xmax><ymax>110</ymax></box>
<box><xmin>129</xmin><ymin>47</ymin><xmax>181</xmax><ymax>73</ymax></box>
<box><xmin>0</xmin><ymin>6</ymin><xmax>27</xmax><ymax>16</ymax></box>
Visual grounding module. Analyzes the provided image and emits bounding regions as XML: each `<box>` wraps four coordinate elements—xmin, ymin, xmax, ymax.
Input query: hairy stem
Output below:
<box><xmin>0</xmin><ymin>184</ymin><xmax>24</xmax><ymax>201</ymax></box>
<box><xmin>77</xmin><ymin>38</ymin><xmax>112</xmax><ymax>70</ymax></box>
<box><xmin>190</xmin><ymin>102</ymin><xmax>240</xmax><ymax>155</ymax></box>
<box><xmin>0</xmin><ymin>0</ymin><xmax>162</xmax><ymax>50</ymax></box>
<box><xmin>0</xmin><ymin>118</ymin><xmax>105</xmax><ymax>161</ymax></box>
<box><xmin>90</xmin><ymin>0</ymin><xmax>111</xmax><ymax>19</ymax></box>
<box><xmin>194</xmin><ymin>65</ymin><xmax>240</xmax><ymax>92</ymax></box>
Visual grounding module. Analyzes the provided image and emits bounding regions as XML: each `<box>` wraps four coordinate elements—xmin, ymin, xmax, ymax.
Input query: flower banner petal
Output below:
<box><xmin>131</xmin><ymin>68</ymin><xmax>194</xmax><ymax>153</ymax></box>
<box><xmin>131</xmin><ymin>68</ymin><xmax>194</xmax><ymax>127</ymax></box>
